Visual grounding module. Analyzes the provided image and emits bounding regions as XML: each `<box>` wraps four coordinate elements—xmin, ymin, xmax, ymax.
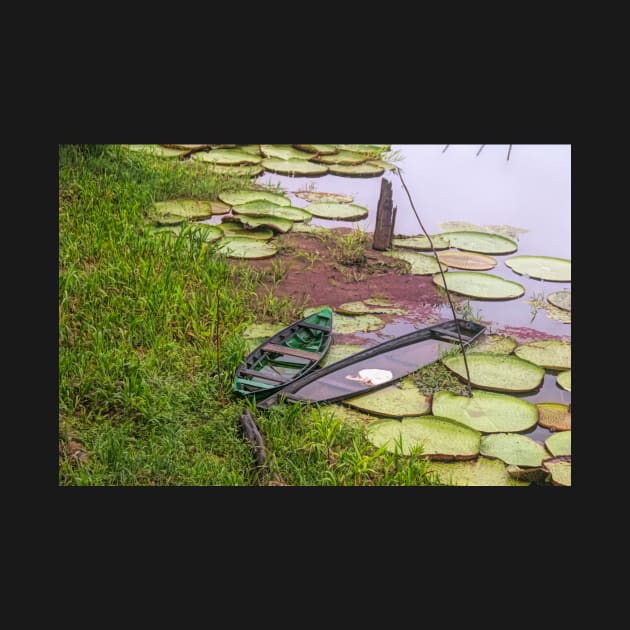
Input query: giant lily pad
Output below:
<box><xmin>215</xmin><ymin>237</ymin><xmax>277</xmax><ymax>259</ymax></box>
<box><xmin>480</xmin><ymin>433</ymin><xmax>548</xmax><ymax>467</ymax></box>
<box><xmin>218</xmin><ymin>190</ymin><xmax>291</xmax><ymax>207</ymax></box>
<box><xmin>366</xmin><ymin>159</ymin><xmax>398</xmax><ymax>171</ymax></box>
<box><xmin>336</xmin><ymin>144</ymin><xmax>391</xmax><ymax>156</ymax></box>
<box><xmin>147</xmin><ymin>213</ymin><xmax>187</xmax><ymax>226</ymax></box>
<box><xmin>313</xmin><ymin>150</ymin><xmax>368</xmax><ymax>165</ymax></box>
<box><xmin>442</xmin><ymin>352</ymin><xmax>545</xmax><ymax>393</ymax></box>
<box><xmin>234</xmin><ymin>214</ymin><xmax>294</xmax><ymax>233</ymax></box>
<box><xmin>366</xmin><ymin>416</ymin><xmax>481</xmax><ymax>459</ymax></box>
<box><xmin>514</xmin><ymin>339</ymin><xmax>571</xmax><ymax>370</ymax></box>
<box><xmin>235</xmin><ymin>145</ymin><xmax>262</xmax><ymax>155</ymax></box>
<box><xmin>437</xmin><ymin>231</ymin><xmax>518</xmax><ymax>255</ymax></box>
<box><xmin>542</xmin><ymin>456</ymin><xmax>571</xmax><ymax>486</ymax></box>
<box><xmin>547</xmin><ymin>291</ymin><xmax>571</xmax><ymax>311</ymax></box>
<box><xmin>505</xmin><ymin>256</ymin><xmax>571</xmax><ymax>282</ymax></box>
<box><xmin>304</xmin><ymin>203</ymin><xmax>369</xmax><ymax>221</ymax></box>
<box><xmin>260</xmin><ymin>145</ymin><xmax>315</xmax><ymax>161</ymax></box>
<box><xmin>293</xmin><ymin>144</ymin><xmax>338</xmax><ymax>155</ymax></box>
<box><xmin>336</xmin><ymin>300</ymin><xmax>406</xmax><ymax>316</ymax></box>
<box><xmin>392</xmin><ymin>235</ymin><xmax>451</xmax><ymax>250</ymax></box>
<box><xmin>161</xmin><ymin>144</ymin><xmax>210</xmax><ymax>151</ymax></box>
<box><xmin>327</xmin><ymin>163</ymin><xmax>385</xmax><ymax>177</ymax></box>
<box><xmin>261</xmin><ymin>158</ymin><xmax>329</xmax><ymax>176</ymax></box>
<box><xmin>216</xmin><ymin>222</ymin><xmax>274</xmax><ymax>240</ymax></box>
<box><xmin>557</xmin><ymin>369</ymin><xmax>571</xmax><ymax>391</ymax></box>
<box><xmin>332</xmin><ymin>313</ymin><xmax>385</xmax><ymax>334</ymax></box>
<box><xmin>433</xmin><ymin>271</ymin><xmax>525</xmax><ymax>300</ymax></box>
<box><xmin>537</xmin><ymin>403</ymin><xmax>571</xmax><ymax>431</ymax></box>
<box><xmin>384</xmin><ymin>250</ymin><xmax>447</xmax><ymax>275</ymax></box>
<box><xmin>232</xmin><ymin>201</ymin><xmax>312</xmax><ymax>222</ymax></box>
<box><xmin>436</xmin><ymin>250</ymin><xmax>498</xmax><ymax>271</ymax></box>
<box><xmin>470</xmin><ymin>334</ymin><xmax>518</xmax><ymax>354</ymax></box>
<box><xmin>545</xmin><ymin>431</ymin><xmax>571</xmax><ymax>457</ymax></box>
<box><xmin>428</xmin><ymin>457</ymin><xmax>529</xmax><ymax>486</ymax></box>
<box><xmin>182</xmin><ymin>224</ymin><xmax>223</xmax><ymax>243</ymax></box>
<box><xmin>192</xmin><ymin>149</ymin><xmax>261</xmax><ymax>165</ymax></box>
<box><xmin>544</xmin><ymin>303</ymin><xmax>572</xmax><ymax>324</ymax></box>
<box><xmin>432</xmin><ymin>389</ymin><xmax>538</xmax><ymax>433</ymax></box>
<box><xmin>344</xmin><ymin>377</ymin><xmax>431</xmax><ymax>418</ymax></box>
<box><xmin>153</xmin><ymin>199</ymin><xmax>216</xmax><ymax>220</ymax></box>
<box><xmin>294</xmin><ymin>191</ymin><xmax>354</xmax><ymax>204</ymax></box>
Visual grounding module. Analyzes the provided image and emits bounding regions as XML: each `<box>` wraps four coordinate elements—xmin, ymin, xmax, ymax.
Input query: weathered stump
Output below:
<box><xmin>372</xmin><ymin>178</ymin><xmax>397</xmax><ymax>251</ymax></box>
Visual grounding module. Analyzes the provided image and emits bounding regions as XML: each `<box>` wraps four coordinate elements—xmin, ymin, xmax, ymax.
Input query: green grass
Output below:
<box><xmin>58</xmin><ymin>144</ymin><xmax>442</xmax><ymax>486</ymax></box>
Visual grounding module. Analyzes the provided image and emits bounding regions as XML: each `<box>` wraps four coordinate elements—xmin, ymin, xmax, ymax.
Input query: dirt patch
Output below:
<box><xmin>235</xmin><ymin>228</ymin><xmax>447</xmax><ymax>321</ymax></box>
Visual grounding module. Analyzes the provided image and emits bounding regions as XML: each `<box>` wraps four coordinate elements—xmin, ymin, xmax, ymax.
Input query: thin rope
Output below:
<box><xmin>442</xmin><ymin>144</ymin><xmax>450</xmax><ymax>153</ymax></box>
<box><xmin>507</xmin><ymin>144</ymin><xmax>513</xmax><ymax>161</ymax></box>
<box><xmin>476</xmin><ymin>144</ymin><xmax>486</xmax><ymax>157</ymax></box>
<box><xmin>395</xmin><ymin>168</ymin><xmax>473</xmax><ymax>396</ymax></box>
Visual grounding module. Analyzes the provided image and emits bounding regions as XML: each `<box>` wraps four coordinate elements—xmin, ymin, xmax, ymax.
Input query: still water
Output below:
<box><xmin>257</xmin><ymin>144</ymin><xmax>571</xmax><ymax>445</ymax></box>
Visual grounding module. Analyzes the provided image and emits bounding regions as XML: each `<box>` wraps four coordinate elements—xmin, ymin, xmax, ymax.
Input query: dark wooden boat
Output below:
<box><xmin>256</xmin><ymin>318</ymin><xmax>486</xmax><ymax>408</ymax></box>
<box><xmin>233</xmin><ymin>307</ymin><xmax>333</xmax><ymax>401</ymax></box>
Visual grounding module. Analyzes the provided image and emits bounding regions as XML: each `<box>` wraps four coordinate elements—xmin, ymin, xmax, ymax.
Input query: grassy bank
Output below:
<box><xmin>58</xmin><ymin>144</ymin><xmax>441</xmax><ymax>486</ymax></box>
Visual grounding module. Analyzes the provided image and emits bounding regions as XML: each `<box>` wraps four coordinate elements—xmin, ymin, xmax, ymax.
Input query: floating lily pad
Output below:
<box><xmin>208</xmin><ymin>201</ymin><xmax>231</xmax><ymax>215</ymax></box>
<box><xmin>320</xmin><ymin>344</ymin><xmax>364</xmax><ymax>367</ymax></box>
<box><xmin>345</xmin><ymin>377</ymin><xmax>431</xmax><ymax>418</ymax></box>
<box><xmin>327</xmin><ymin>163</ymin><xmax>385</xmax><ymax>177</ymax></box>
<box><xmin>291</xmin><ymin>223</ymin><xmax>329</xmax><ymax>236</ymax></box>
<box><xmin>336</xmin><ymin>300</ymin><xmax>406</xmax><ymax>316</ymax></box>
<box><xmin>260</xmin><ymin>145</ymin><xmax>315</xmax><ymax>161</ymax></box>
<box><xmin>262</xmin><ymin>158</ymin><xmax>329</xmax><ymax>176</ymax></box>
<box><xmin>332</xmin><ymin>313</ymin><xmax>385</xmax><ymax>334</ymax></box>
<box><xmin>483</xmin><ymin>224</ymin><xmax>529</xmax><ymax>240</ymax></box>
<box><xmin>514</xmin><ymin>339</ymin><xmax>571</xmax><ymax>370</ymax></box>
<box><xmin>366</xmin><ymin>416</ymin><xmax>481</xmax><ymax>459</ymax></box>
<box><xmin>192</xmin><ymin>149</ymin><xmax>261</xmax><ymax>165</ymax></box>
<box><xmin>215</xmin><ymin>237</ymin><xmax>277</xmax><ymax>259</ymax></box>
<box><xmin>124</xmin><ymin>144</ymin><xmax>190</xmax><ymax>158</ymax></box>
<box><xmin>480</xmin><ymin>433</ymin><xmax>548</xmax><ymax>467</ymax></box>
<box><xmin>542</xmin><ymin>456</ymin><xmax>571</xmax><ymax>486</ymax></box>
<box><xmin>432</xmin><ymin>389</ymin><xmax>538</xmax><ymax>433</ymax></box>
<box><xmin>236</xmin><ymin>145</ymin><xmax>262</xmax><ymax>155</ymax></box>
<box><xmin>304</xmin><ymin>203</ymin><xmax>369</xmax><ymax>221</ymax></box>
<box><xmin>506</xmin><ymin>466</ymin><xmax>549</xmax><ymax>484</ymax></box>
<box><xmin>392</xmin><ymin>235</ymin><xmax>451</xmax><ymax>250</ymax></box>
<box><xmin>547</xmin><ymin>291</ymin><xmax>571</xmax><ymax>311</ymax></box>
<box><xmin>433</xmin><ymin>272</ymin><xmax>525</xmax><ymax>300</ymax></box>
<box><xmin>232</xmin><ymin>201</ymin><xmax>312</xmax><ymax>222</ymax></box>
<box><xmin>218</xmin><ymin>190</ymin><xmax>291</xmax><ymax>207</ymax></box>
<box><xmin>436</xmin><ymin>250</ymin><xmax>497</xmax><ymax>271</ymax></box>
<box><xmin>442</xmin><ymin>352</ymin><xmax>545</xmax><ymax>393</ymax></box>
<box><xmin>293</xmin><ymin>144</ymin><xmax>338</xmax><ymax>155</ymax></box>
<box><xmin>153</xmin><ymin>199</ymin><xmax>215</xmax><ymax>220</ymax></box>
<box><xmin>545</xmin><ymin>431</ymin><xmax>571</xmax><ymax>457</ymax></box>
<box><xmin>147</xmin><ymin>213</ymin><xmax>187</xmax><ymax>226</ymax></box>
<box><xmin>543</xmin><ymin>303</ymin><xmax>572</xmax><ymax>324</ymax></box>
<box><xmin>437</xmin><ymin>221</ymin><xmax>484</xmax><ymax>232</ymax></box>
<box><xmin>428</xmin><ymin>457</ymin><xmax>529</xmax><ymax>486</ymax></box>
<box><xmin>557</xmin><ymin>370</ymin><xmax>571</xmax><ymax>391</ymax></box>
<box><xmin>437</xmin><ymin>231</ymin><xmax>518</xmax><ymax>254</ymax></box>
<box><xmin>203</xmin><ymin>164</ymin><xmax>264</xmax><ymax>178</ymax></box>
<box><xmin>335</xmin><ymin>144</ymin><xmax>390</xmax><ymax>155</ymax></box>
<box><xmin>313</xmin><ymin>150</ymin><xmax>368</xmax><ymax>165</ymax></box>
<box><xmin>537</xmin><ymin>403</ymin><xmax>571</xmax><ymax>431</ymax></box>
<box><xmin>326</xmin><ymin>404</ymin><xmax>379</xmax><ymax>427</ymax></box>
<box><xmin>293</xmin><ymin>191</ymin><xmax>354</xmax><ymax>204</ymax></box>
<box><xmin>234</xmin><ymin>214</ymin><xmax>294</xmax><ymax>233</ymax></box>
<box><xmin>383</xmin><ymin>250</ymin><xmax>447</xmax><ymax>275</ymax></box>
<box><xmin>505</xmin><ymin>256</ymin><xmax>571</xmax><ymax>282</ymax></box>
<box><xmin>243</xmin><ymin>322</ymin><xmax>286</xmax><ymax>339</ymax></box>
<box><xmin>470</xmin><ymin>334</ymin><xmax>518</xmax><ymax>354</ymax></box>
<box><xmin>216</xmin><ymin>222</ymin><xmax>274</xmax><ymax>240</ymax></box>
<box><xmin>182</xmin><ymin>224</ymin><xmax>223</xmax><ymax>243</ymax></box>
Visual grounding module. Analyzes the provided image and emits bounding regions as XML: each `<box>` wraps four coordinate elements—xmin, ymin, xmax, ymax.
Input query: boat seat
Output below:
<box><xmin>299</xmin><ymin>321</ymin><xmax>330</xmax><ymax>332</ymax></box>
<box><xmin>262</xmin><ymin>343</ymin><xmax>322</xmax><ymax>361</ymax></box>
<box><xmin>238</xmin><ymin>368</ymin><xmax>287</xmax><ymax>383</ymax></box>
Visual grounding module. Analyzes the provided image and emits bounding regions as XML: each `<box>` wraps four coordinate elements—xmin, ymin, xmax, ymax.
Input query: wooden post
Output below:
<box><xmin>372</xmin><ymin>178</ymin><xmax>396</xmax><ymax>251</ymax></box>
